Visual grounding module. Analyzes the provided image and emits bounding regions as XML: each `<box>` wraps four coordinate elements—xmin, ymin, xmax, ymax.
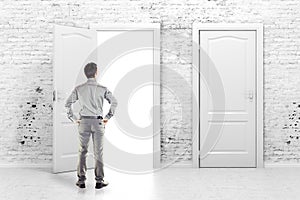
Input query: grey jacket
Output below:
<box><xmin>65</xmin><ymin>78</ymin><xmax>118</xmax><ymax>122</ymax></box>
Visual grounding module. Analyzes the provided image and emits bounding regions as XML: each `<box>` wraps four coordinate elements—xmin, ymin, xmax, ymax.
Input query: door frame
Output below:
<box><xmin>89</xmin><ymin>23</ymin><xmax>161</xmax><ymax>169</ymax></box>
<box><xmin>192</xmin><ymin>23</ymin><xmax>264</xmax><ymax>168</ymax></box>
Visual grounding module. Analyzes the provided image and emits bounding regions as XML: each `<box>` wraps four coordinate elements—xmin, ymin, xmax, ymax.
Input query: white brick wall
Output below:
<box><xmin>0</xmin><ymin>0</ymin><xmax>300</xmax><ymax>165</ymax></box>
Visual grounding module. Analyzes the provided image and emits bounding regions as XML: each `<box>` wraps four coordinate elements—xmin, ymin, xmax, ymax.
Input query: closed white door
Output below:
<box><xmin>199</xmin><ymin>30</ymin><xmax>256</xmax><ymax>167</ymax></box>
<box><xmin>53</xmin><ymin>25</ymin><xmax>97</xmax><ymax>173</ymax></box>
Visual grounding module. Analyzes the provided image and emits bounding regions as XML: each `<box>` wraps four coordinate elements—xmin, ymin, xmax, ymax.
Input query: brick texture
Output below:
<box><xmin>0</xmin><ymin>0</ymin><xmax>300</xmax><ymax>165</ymax></box>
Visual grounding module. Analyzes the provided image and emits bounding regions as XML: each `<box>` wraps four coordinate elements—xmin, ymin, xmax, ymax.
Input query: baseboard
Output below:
<box><xmin>0</xmin><ymin>163</ymin><xmax>51</xmax><ymax>168</ymax></box>
<box><xmin>164</xmin><ymin>162</ymin><xmax>300</xmax><ymax>168</ymax></box>
<box><xmin>264</xmin><ymin>163</ymin><xmax>300</xmax><ymax>168</ymax></box>
<box><xmin>4</xmin><ymin>162</ymin><xmax>299</xmax><ymax>169</ymax></box>
<box><xmin>164</xmin><ymin>161</ymin><xmax>193</xmax><ymax>168</ymax></box>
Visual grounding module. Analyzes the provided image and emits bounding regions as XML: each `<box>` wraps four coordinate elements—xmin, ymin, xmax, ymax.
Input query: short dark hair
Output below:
<box><xmin>84</xmin><ymin>62</ymin><xmax>97</xmax><ymax>78</ymax></box>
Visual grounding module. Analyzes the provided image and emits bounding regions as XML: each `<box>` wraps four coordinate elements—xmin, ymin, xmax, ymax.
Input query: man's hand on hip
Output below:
<box><xmin>102</xmin><ymin>119</ymin><xmax>108</xmax><ymax>125</ymax></box>
<box><xmin>75</xmin><ymin>119</ymin><xmax>81</xmax><ymax>124</ymax></box>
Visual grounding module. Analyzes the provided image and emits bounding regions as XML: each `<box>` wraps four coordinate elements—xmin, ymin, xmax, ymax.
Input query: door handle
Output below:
<box><xmin>248</xmin><ymin>91</ymin><xmax>254</xmax><ymax>102</ymax></box>
<box><xmin>53</xmin><ymin>90</ymin><xmax>56</xmax><ymax>101</ymax></box>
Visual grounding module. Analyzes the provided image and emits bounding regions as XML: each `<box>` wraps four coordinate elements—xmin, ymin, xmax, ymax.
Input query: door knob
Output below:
<box><xmin>248</xmin><ymin>91</ymin><xmax>254</xmax><ymax>102</ymax></box>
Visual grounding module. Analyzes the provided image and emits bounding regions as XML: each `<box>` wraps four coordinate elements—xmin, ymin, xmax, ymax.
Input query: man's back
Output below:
<box><xmin>65</xmin><ymin>77</ymin><xmax>118</xmax><ymax>122</ymax></box>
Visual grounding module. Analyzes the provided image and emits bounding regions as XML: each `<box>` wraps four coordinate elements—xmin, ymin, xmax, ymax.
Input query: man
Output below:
<box><xmin>65</xmin><ymin>62</ymin><xmax>118</xmax><ymax>189</ymax></box>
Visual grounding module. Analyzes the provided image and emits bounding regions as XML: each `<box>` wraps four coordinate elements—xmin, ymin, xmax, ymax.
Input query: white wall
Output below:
<box><xmin>0</xmin><ymin>0</ymin><xmax>300</xmax><ymax>165</ymax></box>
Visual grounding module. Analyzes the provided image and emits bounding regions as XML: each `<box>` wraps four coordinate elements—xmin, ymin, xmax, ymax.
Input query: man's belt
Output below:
<box><xmin>80</xmin><ymin>116</ymin><xmax>103</xmax><ymax>119</ymax></box>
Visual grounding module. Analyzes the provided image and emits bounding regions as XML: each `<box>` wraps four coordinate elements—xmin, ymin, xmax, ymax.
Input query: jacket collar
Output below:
<box><xmin>87</xmin><ymin>78</ymin><xmax>97</xmax><ymax>84</ymax></box>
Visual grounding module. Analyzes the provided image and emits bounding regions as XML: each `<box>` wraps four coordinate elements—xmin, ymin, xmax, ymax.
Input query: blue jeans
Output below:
<box><xmin>77</xmin><ymin>118</ymin><xmax>105</xmax><ymax>183</ymax></box>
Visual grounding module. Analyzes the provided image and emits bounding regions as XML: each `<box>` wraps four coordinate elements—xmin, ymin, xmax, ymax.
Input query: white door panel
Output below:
<box><xmin>53</xmin><ymin>25</ymin><xmax>97</xmax><ymax>173</ymax></box>
<box><xmin>200</xmin><ymin>30</ymin><xmax>256</xmax><ymax>167</ymax></box>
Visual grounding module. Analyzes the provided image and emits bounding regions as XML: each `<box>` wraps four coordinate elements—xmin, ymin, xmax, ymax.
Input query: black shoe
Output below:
<box><xmin>95</xmin><ymin>180</ymin><xmax>109</xmax><ymax>189</ymax></box>
<box><xmin>76</xmin><ymin>182</ymin><xmax>86</xmax><ymax>188</ymax></box>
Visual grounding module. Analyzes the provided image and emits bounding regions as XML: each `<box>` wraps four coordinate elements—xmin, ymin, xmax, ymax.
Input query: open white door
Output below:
<box><xmin>53</xmin><ymin>24</ymin><xmax>97</xmax><ymax>173</ymax></box>
<box><xmin>53</xmin><ymin>24</ymin><xmax>161</xmax><ymax>173</ymax></box>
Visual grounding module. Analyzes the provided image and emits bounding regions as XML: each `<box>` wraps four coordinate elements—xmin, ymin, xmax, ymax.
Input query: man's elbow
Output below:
<box><xmin>112</xmin><ymin>97</ymin><xmax>118</xmax><ymax>106</ymax></box>
<box><xmin>64</xmin><ymin>104</ymin><xmax>70</xmax><ymax>110</ymax></box>
<box><xmin>114</xmin><ymin>99</ymin><xmax>118</xmax><ymax>107</ymax></box>
<box><xmin>64</xmin><ymin>99</ymin><xmax>70</xmax><ymax>108</ymax></box>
